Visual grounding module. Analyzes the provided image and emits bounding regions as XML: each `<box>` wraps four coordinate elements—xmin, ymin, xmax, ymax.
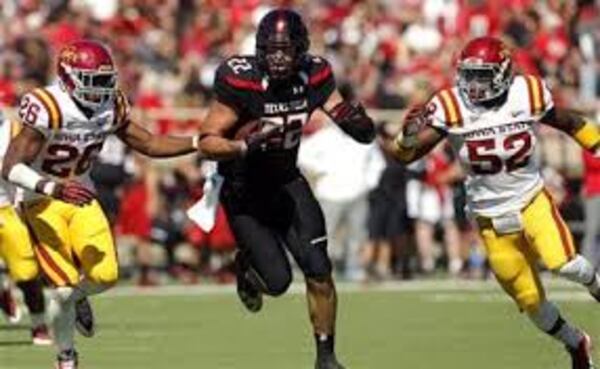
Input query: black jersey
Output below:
<box><xmin>213</xmin><ymin>54</ymin><xmax>336</xmax><ymax>186</ymax></box>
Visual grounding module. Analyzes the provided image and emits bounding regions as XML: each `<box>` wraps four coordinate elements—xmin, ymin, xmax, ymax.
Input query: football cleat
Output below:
<box><xmin>55</xmin><ymin>349</ymin><xmax>78</xmax><ymax>369</ymax></box>
<box><xmin>31</xmin><ymin>324</ymin><xmax>53</xmax><ymax>346</ymax></box>
<box><xmin>75</xmin><ymin>297</ymin><xmax>95</xmax><ymax>337</ymax></box>
<box><xmin>567</xmin><ymin>333</ymin><xmax>595</xmax><ymax>369</ymax></box>
<box><xmin>315</xmin><ymin>356</ymin><xmax>346</xmax><ymax>369</ymax></box>
<box><xmin>235</xmin><ymin>252</ymin><xmax>263</xmax><ymax>313</ymax></box>
<box><xmin>0</xmin><ymin>287</ymin><xmax>22</xmax><ymax>324</ymax></box>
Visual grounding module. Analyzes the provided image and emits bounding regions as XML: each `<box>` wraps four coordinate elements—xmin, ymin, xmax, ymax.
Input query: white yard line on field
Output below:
<box><xmin>100</xmin><ymin>277</ymin><xmax>583</xmax><ymax>299</ymax></box>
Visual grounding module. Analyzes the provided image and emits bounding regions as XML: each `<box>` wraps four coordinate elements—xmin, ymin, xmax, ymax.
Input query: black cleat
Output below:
<box><xmin>235</xmin><ymin>252</ymin><xmax>263</xmax><ymax>313</ymax></box>
<box><xmin>315</xmin><ymin>356</ymin><xmax>346</xmax><ymax>369</ymax></box>
<box><xmin>75</xmin><ymin>297</ymin><xmax>95</xmax><ymax>337</ymax></box>
<box><xmin>567</xmin><ymin>333</ymin><xmax>595</xmax><ymax>369</ymax></box>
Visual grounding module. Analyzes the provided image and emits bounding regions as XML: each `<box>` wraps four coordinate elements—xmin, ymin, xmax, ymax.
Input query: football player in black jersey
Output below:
<box><xmin>198</xmin><ymin>8</ymin><xmax>375</xmax><ymax>369</ymax></box>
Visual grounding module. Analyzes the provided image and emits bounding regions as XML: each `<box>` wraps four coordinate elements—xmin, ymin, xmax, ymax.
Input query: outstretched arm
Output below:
<box><xmin>116</xmin><ymin>119</ymin><xmax>199</xmax><ymax>158</ymax></box>
<box><xmin>391</xmin><ymin>105</ymin><xmax>446</xmax><ymax>164</ymax></box>
<box><xmin>197</xmin><ymin>100</ymin><xmax>246</xmax><ymax>160</ymax></box>
<box><xmin>321</xmin><ymin>90</ymin><xmax>376</xmax><ymax>144</ymax></box>
<box><xmin>540</xmin><ymin>107</ymin><xmax>600</xmax><ymax>154</ymax></box>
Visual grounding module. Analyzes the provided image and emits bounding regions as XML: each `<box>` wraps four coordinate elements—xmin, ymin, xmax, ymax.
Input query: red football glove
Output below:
<box><xmin>52</xmin><ymin>181</ymin><xmax>96</xmax><ymax>206</ymax></box>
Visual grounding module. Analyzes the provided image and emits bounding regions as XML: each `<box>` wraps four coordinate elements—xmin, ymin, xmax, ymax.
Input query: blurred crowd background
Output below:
<box><xmin>0</xmin><ymin>0</ymin><xmax>599</xmax><ymax>286</ymax></box>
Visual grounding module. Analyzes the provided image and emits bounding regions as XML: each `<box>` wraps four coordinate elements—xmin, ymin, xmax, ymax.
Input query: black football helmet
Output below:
<box><xmin>256</xmin><ymin>9</ymin><xmax>309</xmax><ymax>80</ymax></box>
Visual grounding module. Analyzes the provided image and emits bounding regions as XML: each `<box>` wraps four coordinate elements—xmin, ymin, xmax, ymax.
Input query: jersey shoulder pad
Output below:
<box><xmin>514</xmin><ymin>74</ymin><xmax>554</xmax><ymax>118</ymax></box>
<box><xmin>214</xmin><ymin>56</ymin><xmax>262</xmax><ymax>113</ymax></box>
<box><xmin>304</xmin><ymin>55</ymin><xmax>335</xmax><ymax>87</ymax></box>
<box><xmin>215</xmin><ymin>55</ymin><xmax>263</xmax><ymax>91</ymax></box>
<box><xmin>426</xmin><ymin>87</ymin><xmax>464</xmax><ymax>131</ymax></box>
<box><xmin>18</xmin><ymin>87</ymin><xmax>63</xmax><ymax>137</ymax></box>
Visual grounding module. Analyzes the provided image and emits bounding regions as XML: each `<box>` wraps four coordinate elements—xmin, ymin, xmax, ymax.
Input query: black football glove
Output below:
<box><xmin>330</xmin><ymin>101</ymin><xmax>375</xmax><ymax>143</ymax></box>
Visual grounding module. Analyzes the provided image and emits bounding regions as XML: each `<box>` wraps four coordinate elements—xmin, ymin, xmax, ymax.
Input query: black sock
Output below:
<box><xmin>16</xmin><ymin>279</ymin><xmax>45</xmax><ymax>314</ymax></box>
<box><xmin>315</xmin><ymin>333</ymin><xmax>335</xmax><ymax>360</ymax></box>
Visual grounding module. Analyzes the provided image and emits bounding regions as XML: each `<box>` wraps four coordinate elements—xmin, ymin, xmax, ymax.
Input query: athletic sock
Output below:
<box><xmin>557</xmin><ymin>255</ymin><xmax>599</xmax><ymax>290</ymax></box>
<box><xmin>53</xmin><ymin>287</ymin><xmax>76</xmax><ymax>352</ymax></box>
<box><xmin>528</xmin><ymin>301</ymin><xmax>583</xmax><ymax>349</ymax></box>
<box><xmin>315</xmin><ymin>333</ymin><xmax>335</xmax><ymax>360</ymax></box>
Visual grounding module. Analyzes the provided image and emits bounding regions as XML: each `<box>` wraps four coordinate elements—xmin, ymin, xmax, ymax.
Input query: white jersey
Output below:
<box><xmin>0</xmin><ymin>115</ymin><xmax>20</xmax><ymax>207</ymax></box>
<box><xmin>18</xmin><ymin>84</ymin><xmax>129</xmax><ymax>201</ymax></box>
<box><xmin>427</xmin><ymin>74</ymin><xmax>553</xmax><ymax>217</ymax></box>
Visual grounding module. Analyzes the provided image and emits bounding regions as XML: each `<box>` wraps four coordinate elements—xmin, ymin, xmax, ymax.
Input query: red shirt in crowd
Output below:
<box><xmin>583</xmin><ymin>150</ymin><xmax>600</xmax><ymax>197</ymax></box>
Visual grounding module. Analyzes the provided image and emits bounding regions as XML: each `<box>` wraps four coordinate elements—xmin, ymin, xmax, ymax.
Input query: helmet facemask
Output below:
<box><xmin>457</xmin><ymin>58</ymin><xmax>512</xmax><ymax>105</ymax></box>
<box><xmin>61</xmin><ymin>63</ymin><xmax>117</xmax><ymax>111</ymax></box>
<box><xmin>258</xmin><ymin>38</ymin><xmax>299</xmax><ymax>80</ymax></box>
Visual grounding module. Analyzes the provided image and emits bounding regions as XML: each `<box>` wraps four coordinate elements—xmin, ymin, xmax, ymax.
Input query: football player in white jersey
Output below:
<box><xmin>1</xmin><ymin>40</ymin><xmax>202</xmax><ymax>369</ymax></box>
<box><xmin>0</xmin><ymin>114</ymin><xmax>52</xmax><ymax>345</ymax></box>
<box><xmin>394</xmin><ymin>36</ymin><xmax>600</xmax><ymax>369</ymax></box>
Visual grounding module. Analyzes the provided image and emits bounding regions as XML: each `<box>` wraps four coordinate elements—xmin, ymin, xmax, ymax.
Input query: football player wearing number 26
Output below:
<box><xmin>198</xmin><ymin>9</ymin><xmax>375</xmax><ymax>369</ymax></box>
<box><xmin>2</xmin><ymin>40</ymin><xmax>203</xmax><ymax>369</ymax></box>
<box><xmin>394</xmin><ymin>36</ymin><xmax>600</xmax><ymax>369</ymax></box>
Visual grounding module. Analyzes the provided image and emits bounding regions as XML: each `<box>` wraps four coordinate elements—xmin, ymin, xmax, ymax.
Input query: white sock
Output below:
<box><xmin>556</xmin><ymin>255</ymin><xmax>598</xmax><ymax>289</ymax></box>
<box><xmin>528</xmin><ymin>301</ymin><xmax>583</xmax><ymax>349</ymax></box>
<box><xmin>0</xmin><ymin>272</ymin><xmax>9</xmax><ymax>289</ymax></box>
<box><xmin>30</xmin><ymin>313</ymin><xmax>46</xmax><ymax>328</ymax></box>
<box><xmin>53</xmin><ymin>287</ymin><xmax>76</xmax><ymax>352</ymax></box>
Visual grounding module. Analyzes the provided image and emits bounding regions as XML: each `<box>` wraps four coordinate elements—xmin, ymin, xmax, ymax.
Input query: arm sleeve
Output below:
<box><xmin>18</xmin><ymin>92</ymin><xmax>51</xmax><ymax>138</ymax></box>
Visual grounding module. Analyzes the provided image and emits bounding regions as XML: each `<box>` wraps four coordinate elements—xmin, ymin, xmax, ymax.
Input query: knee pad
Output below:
<box><xmin>264</xmin><ymin>271</ymin><xmax>292</xmax><ymax>297</ymax></box>
<box><xmin>553</xmin><ymin>254</ymin><xmax>596</xmax><ymax>286</ymax></box>
<box><xmin>299</xmin><ymin>238</ymin><xmax>332</xmax><ymax>279</ymax></box>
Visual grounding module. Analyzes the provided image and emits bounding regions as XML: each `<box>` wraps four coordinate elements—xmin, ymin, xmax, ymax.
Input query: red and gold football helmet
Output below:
<box><xmin>57</xmin><ymin>40</ymin><xmax>117</xmax><ymax>110</ymax></box>
<box><xmin>457</xmin><ymin>36</ymin><xmax>512</xmax><ymax>105</ymax></box>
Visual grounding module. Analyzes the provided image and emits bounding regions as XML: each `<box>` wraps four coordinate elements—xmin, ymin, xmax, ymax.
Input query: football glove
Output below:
<box><xmin>52</xmin><ymin>181</ymin><xmax>96</xmax><ymax>206</ymax></box>
<box><xmin>244</xmin><ymin>123</ymin><xmax>286</xmax><ymax>154</ymax></box>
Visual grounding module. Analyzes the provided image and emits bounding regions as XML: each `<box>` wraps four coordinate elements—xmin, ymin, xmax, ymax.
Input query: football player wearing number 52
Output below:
<box><xmin>197</xmin><ymin>8</ymin><xmax>375</xmax><ymax>369</ymax></box>
<box><xmin>394</xmin><ymin>36</ymin><xmax>600</xmax><ymax>369</ymax></box>
<box><xmin>1</xmin><ymin>40</ymin><xmax>204</xmax><ymax>369</ymax></box>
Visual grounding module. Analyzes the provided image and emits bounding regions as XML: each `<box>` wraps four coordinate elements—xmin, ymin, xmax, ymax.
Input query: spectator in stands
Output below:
<box><xmin>582</xmin><ymin>148</ymin><xmax>600</xmax><ymax>268</ymax></box>
<box><xmin>364</xmin><ymin>121</ymin><xmax>411</xmax><ymax>280</ymax></box>
<box><xmin>406</xmin><ymin>145</ymin><xmax>462</xmax><ymax>276</ymax></box>
<box><xmin>299</xmin><ymin>117</ymin><xmax>385</xmax><ymax>281</ymax></box>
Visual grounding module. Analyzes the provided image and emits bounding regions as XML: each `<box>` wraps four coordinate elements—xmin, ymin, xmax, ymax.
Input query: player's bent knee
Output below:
<box><xmin>264</xmin><ymin>272</ymin><xmax>292</xmax><ymax>297</ymax></box>
<box><xmin>88</xmin><ymin>267</ymin><xmax>119</xmax><ymax>287</ymax></box>
<box><xmin>516</xmin><ymin>291</ymin><xmax>543</xmax><ymax>314</ymax></box>
<box><xmin>9</xmin><ymin>263</ymin><xmax>40</xmax><ymax>283</ymax></box>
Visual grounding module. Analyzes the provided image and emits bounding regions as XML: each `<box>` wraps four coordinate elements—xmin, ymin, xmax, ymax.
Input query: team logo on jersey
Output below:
<box><xmin>264</xmin><ymin>99</ymin><xmax>307</xmax><ymax>114</ymax></box>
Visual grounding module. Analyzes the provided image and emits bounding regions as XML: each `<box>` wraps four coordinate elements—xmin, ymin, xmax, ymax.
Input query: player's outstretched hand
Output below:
<box><xmin>402</xmin><ymin>104</ymin><xmax>430</xmax><ymax>136</ymax></box>
<box><xmin>244</xmin><ymin>124</ymin><xmax>286</xmax><ymax>154</ymax></box>
<box><xmin>53</xmin><ymin>181</ymin><xmax>96</xmax><ymax>206</ymax></box>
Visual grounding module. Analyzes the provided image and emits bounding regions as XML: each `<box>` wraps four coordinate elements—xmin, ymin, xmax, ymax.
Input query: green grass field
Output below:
<box><xmin>1</xmin><ymin>280</ymin><xmax>599</xmax><ymax>369</ymax></box>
